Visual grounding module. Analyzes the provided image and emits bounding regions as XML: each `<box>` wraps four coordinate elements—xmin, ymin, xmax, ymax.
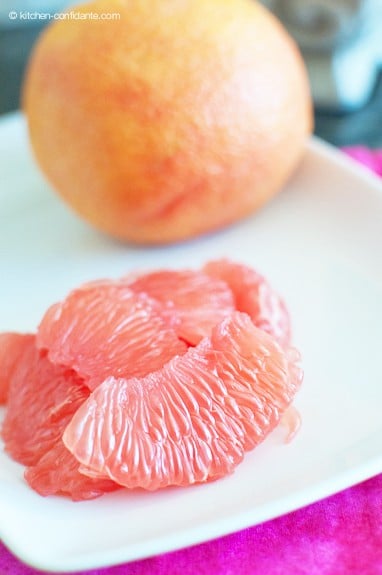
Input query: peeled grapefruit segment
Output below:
<box><xmin>63</xmin><ymin>312</ymin><xmax>302</xmax><ymax>491</ymax></box>
<box><xmin>1</xmin><ymin>259</ymin><xmax>302</xmax><ymax>500</ymax></box>
<box><xmin>0</xmin><ymin>332</ymin><xmax>34</xmax><ymax>405</ymax></box>
<box><xmin>1</xmin><ymin>335</ymin><xmax>88</xmax><ymax>466</ymax></box>
<box><xmin>1</xmin><ymin>335</ymin><xmax>118</xmax><ymax>499</ymax></box>
<box><xmin>127</xmin><ymin>269</ymin><xmax>235</xmax><ymax>345</ymax></box>
<box><xmin>25</xmin><ymin>439</ymin><xmax>118</xmax><ymax>501</ymax></box>
<box><xmin>37</xmin><ymin>283</ymin><xmax>187</xmax><ymax>390</ymax></box>
<box><xmin>203</xmin><ymin>259</ymin><xmax>291</xmax><ymax>347</ymax></box>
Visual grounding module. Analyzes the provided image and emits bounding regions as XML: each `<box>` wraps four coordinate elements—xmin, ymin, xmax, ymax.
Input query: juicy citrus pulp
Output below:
<box><xmin>63</xmin><ymin>313</ymin><xmax>302</xmax><ymax>490</ymax></box>
<box><xmin>1</xmin><ymin>259</ymin><xmax>302</xmax><ymax>499</ymax></box>
<box><xmin>203</xmin><ymin>259</ymin><xmax>291</xmax><ymax>347</ymax></box>
<box><xmin>1</xmin><ymin>333</ymin><xmax>119</xmax><ymax>499</ymax></box>
<box><xmin>37</xmin><ymin>283</ymin><xmax>188</xmax><ymax>390</ymax></box>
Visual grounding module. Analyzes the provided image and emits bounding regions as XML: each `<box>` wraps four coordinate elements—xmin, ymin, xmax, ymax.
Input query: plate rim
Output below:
<box><xmin>1</xmin><ymin>112</ymin><xmax>382</xmax><ymax>572</ymax></box>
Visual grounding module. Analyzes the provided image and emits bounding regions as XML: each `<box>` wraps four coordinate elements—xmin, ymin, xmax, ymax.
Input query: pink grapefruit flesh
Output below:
<box><xmin>63</xmin><ymin>312</ymin><xmax>302</xmax><ymax>490</ymax></box>
<box><xmin>127</xmin><ymin>269</ymin><xmax>235</xmax><ymax>345</ymax></box>
<box><xmin>37</xmin><ymin>283</ymin><xmax>188</xmax><ymax>390</ymax></box>
<box><xmin>1</xmin><ymin>259</ymin><xmax>302</xmax><ymax>500</ymax></box>
<box><xmin>1</xmin><ymin>335</ymin><xmax>119</xmax><ymax>499</ymax></box>
<box><xmin>203</xmin><ymin>258</ymin><xmax>291</xmax><ymax>347</ymax></box>
<box><xmin>0</xmin><ymin>332</ymin><xmax>34</xmax><ymax>405</ymax></box>
<box><xmin>25</xmin><ymin>438</ymin><xmax>119</xmax><ymax>501</ymax></box>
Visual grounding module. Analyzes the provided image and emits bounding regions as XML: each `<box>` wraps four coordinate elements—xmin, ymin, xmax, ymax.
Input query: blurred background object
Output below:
<box><xmin>263</xmin><ymin>0</ymin><xmax>382</xmax><ymax>146</ymax></box>
<box><xmin>0</xmin><ymin>0</ymin><xmax>68</xmax><ymax>116</ymax></box>
<box><xmin>265</xmin><ymin>0</ymin><xmax>381</xmax><ymax>109</ymax></box>
<box><xmin>0</xmin><ymin>0</ymin><xmax>381</xmax><ymax>146</ymax></box>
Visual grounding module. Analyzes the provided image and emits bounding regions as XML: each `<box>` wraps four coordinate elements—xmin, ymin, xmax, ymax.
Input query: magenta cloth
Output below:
<box><xmin>342</xmin><ymin>146</ymin><xmax>382</xmax><ymax>177</ymax></box>
<box><xmin>1</xmin><ymin>474</ymin><xmax>382</xmax><ymax>575</ymax></box>
<box><xmin>1</xmin><ymin>147</ymin><xmax>382</xmax><ymax>575</ymax></box>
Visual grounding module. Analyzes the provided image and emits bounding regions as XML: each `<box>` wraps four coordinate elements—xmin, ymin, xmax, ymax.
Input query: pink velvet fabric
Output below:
<box><xmin>1</xmin><ymin>147</ymin><xmax>382</xmax><ymax>574</ymax></box>
<box><xmin>342</xmin><ymin>146</ymin><xmax>382</xmax><ymax>177</ymax></box>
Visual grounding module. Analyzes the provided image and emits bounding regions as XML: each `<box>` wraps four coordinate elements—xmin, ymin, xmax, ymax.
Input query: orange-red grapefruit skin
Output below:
<box><xmin>23</xmin><ymin>0</ymin><xmax>312</xmax><ymax>244</ymax></box>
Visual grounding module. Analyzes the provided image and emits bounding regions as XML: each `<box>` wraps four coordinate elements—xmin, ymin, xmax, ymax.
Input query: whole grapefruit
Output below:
<box><xmin>23</xmin><ymin>0</ymin><xmax>312</xmax><ymax>244</ymax></box>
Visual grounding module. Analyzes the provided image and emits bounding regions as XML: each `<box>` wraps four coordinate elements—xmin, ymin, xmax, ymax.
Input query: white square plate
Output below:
<box><xmin>1</xmin><ymin>113</ymin><xmax>382</xmax><ymax>573</ymax></box>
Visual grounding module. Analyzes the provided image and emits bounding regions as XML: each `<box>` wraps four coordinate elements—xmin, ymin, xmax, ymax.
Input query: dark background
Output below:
<box><xmin>1</xmin><ymin>21</ymin><xmax>381</xmax><ymax>148</ymax></box>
